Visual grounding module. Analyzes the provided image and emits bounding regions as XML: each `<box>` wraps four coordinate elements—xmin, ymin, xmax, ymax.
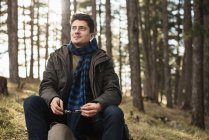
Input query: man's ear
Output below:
<box><xmin>90</xmin><ymin>32</ymin><xmax>97</xmax><ymax>38</ymax></box>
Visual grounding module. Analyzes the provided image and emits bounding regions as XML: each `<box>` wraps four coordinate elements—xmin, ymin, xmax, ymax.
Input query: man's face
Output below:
<box><xmin>71</xmin><ymin>20</ymin><xmax>93</xmax><ymax>48</ymax></box>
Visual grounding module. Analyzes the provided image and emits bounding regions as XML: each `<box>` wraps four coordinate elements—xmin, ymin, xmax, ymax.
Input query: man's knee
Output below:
<box><xmin>103</xmin><ymin>105</ymin><xmax>124</xmax><ymax>121</ymax></box>
<box><xmin>48</xmin><ymin>123</ymin><xmax>76</xmax><ymax>140</ymax></box>
<box><xmin>24</xmin><ymin>95</ymin><xmax>46</xmax><ymax>112</ymax></box>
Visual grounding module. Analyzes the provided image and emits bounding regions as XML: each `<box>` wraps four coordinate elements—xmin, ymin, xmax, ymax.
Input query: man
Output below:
<box><xmin>24</xmin><ymin>13</ymin><xmax>127</xmax><ymax>140</ymax></box>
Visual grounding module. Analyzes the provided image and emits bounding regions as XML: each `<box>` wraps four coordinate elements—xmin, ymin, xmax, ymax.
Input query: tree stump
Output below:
<box><xmin>0</xmin><ymin>76</ymin><xmax>8</xmax><ymax>96</ymax></box>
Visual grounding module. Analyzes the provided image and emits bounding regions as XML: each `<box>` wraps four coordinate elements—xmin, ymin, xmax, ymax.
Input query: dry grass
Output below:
<box><xmin>0</xmin><ymin>79</ymin><xmax>38</xmax><ymax>140</ymax></box>
<box><xmin>0</xmin><ymin>79</ymin><xmax>209</xmax><ymax>140</ymax></box>
<box><xmin>120</xmin><ymin>96</ymin><xmax>209</xmax><ymax>140</ymax></box>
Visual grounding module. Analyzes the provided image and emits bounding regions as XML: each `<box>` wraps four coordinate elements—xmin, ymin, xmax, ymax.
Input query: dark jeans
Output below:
<box><xmin>23</xmin><ymin>95</ymin><xmax>127</xmax><ymax>140</ymax></box>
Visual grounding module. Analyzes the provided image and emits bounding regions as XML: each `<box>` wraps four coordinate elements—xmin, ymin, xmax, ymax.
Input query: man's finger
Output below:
<box><xmin>59</xmin><ymin>99</ymin><xmax>64</xmax><ymax>110</ymax></box>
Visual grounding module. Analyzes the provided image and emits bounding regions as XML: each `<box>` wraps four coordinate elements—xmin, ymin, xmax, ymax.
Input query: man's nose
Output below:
<box><xmin>74</xmin><ymin>28</ymin><xmax>80</xmax><ymax>33</ymax></box>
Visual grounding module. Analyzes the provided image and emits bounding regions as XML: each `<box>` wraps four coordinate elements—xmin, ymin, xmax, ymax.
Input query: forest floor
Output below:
<box><xmin>0</xmin><ymin>79</ymin><xmax>209</xmax><ymax>140</ymax></box>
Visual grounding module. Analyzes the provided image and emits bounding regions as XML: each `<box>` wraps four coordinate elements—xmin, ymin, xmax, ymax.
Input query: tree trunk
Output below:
<box><xmin>126</xmin><ymin>0</ymin><xmax>144</xmax><ymax>111</ymax></box>
<box><xmin>139</xmin><ymin>0</ymin><xmax>152</xmax><ymax>100</ymax></box>
<box><xmin>37</xmin><ymin>0</ymin><xmax>40</xmax><ymax>79</ymax></box>
<box><xmin>177</xmin><ymin>54</ymin><xmax>186</xmax><ymax>106</ymax></box>
<box><xmin>191</xmin><ymin>0</ymin><xmax>205</xmax><ymax>129</ymax></box>
<box><xmin>45</xmin><ymin>0</ymin><xmax>50</xmax><ymax>68</ymax></box>
<box><xmin>61</xmin><ymin>0</ymin><xmax>71</xmax><ymax>45</ymax></box>
<box><xmin>182</xmin><ymin>0</ymin><xmax>192</xmax><ymax>110</ymax></box>
<box><xmin>105</xmin><ymin>0</ymin><xmax>112</xmax><ymax>57</ymax></box>
<box><xmin>22</xmin><ymin>1</ymin><xmax>28</xmax><ymax>77</ymax></box>
<box><xmin>29</xmin><ymin>0</ymin><xmax>35</xmax><ymax>79</ymax></box>
<box><xmin>162</xmin><ymin>0</ymin><xmax>172</xmax><ymax>108</ymax></box>
<box><xmin>150</xmin><ymin>0</ymin><xmax>158</xmax><ymax>103</ymax></box>
<box><xmin>7</xmin><ymin>0</ymin><xmax>19</xmax><ymax>83</ymax></box>
<box><xmin>157</xmin><ymin>40</ymin><xmax>164</xmax><ymax>102</ymax></box>
<box><xmin>174</xmin><ymin>0</ymin><xmax>182</xmax><ymax>105</ymax></box>
<box><xmin>203</xmin><ymin>0</ymin><xmax>209</xmax><ymax>116</ymax></box>
<box><xmin>118</xmin><ymin>5</ymin><xmax>122</xmax><ymax>89</ymax></box>
<box><xmin>98</xmin><ymin>0</ymin><xmax>102</xmax><ymax>48</ymax></box>
<box><xmin>91</xmin><ymin>0</ymin><xmax>96</xmax><ymax>32</ymax></box>
<box><xmin>139</xmin><ymin>1</ymin><xmax>159</xmax><ymax>103</ymax></box>
<box><xmin>0</xmin><ymin>76</ymin><xmax>8</xmax><ymax>96</ymax></box>
<box><xmin>151</xmin><ymin>26</ymin><xmax>158</xmax><ymax>103</ymax></box>
<box><xmin>74</xmin><ymin>0</ymin><xmax>77</xmax><ymax>13</ymax></box>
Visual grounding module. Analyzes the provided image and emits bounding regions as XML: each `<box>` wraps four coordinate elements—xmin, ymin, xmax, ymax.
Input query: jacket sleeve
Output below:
<box><xmin>93</xmin><ymin>58</ymin><xmax>122</xmax><ymax>109</ymax></box>
<box><xmin>39</xmin><ymin>53</ymin><xmax>59</xmax><ymax>107</ymax></box>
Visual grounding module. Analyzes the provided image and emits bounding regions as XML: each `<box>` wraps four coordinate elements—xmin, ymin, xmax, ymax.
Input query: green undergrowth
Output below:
<box><xmin>0</xmin><ymin>79</ymin><xmax>209</xmax><ymax>140</ymax></box>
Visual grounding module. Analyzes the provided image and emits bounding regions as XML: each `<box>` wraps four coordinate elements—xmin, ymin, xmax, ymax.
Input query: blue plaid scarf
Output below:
<box><xmin>67</xmin><ymin>38</ymin><xmax>98</xmax><ymax>111</ymax></box>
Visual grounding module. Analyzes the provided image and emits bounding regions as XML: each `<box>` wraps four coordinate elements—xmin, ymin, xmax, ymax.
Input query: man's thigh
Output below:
<box><xmin>75</xmin><ymin>115</ymin><xmax>103</xmax><ymax>138</ymax></box>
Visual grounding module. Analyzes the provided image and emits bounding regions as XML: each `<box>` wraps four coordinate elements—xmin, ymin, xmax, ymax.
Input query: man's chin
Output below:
<box><xmin>72</xmin><ymin>42</ymin><xmax>83</xmax><ymax>48</ymax></box>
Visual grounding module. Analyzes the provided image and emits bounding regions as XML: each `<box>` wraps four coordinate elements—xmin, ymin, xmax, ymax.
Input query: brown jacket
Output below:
<box><xmin>39</xmin><ymin>45</ymin><xmax>121</xmax><ymax>109</ymax></box>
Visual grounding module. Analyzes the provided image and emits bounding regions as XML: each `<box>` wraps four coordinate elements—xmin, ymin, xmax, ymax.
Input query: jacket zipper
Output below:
<box><xmin>91</xmin><ymin>52</ymin><xmax>110</xmax><ymax>99</ymax></box>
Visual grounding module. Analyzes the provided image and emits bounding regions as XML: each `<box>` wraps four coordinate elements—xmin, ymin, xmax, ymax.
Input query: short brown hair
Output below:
<box><xmin>71</xmin><ymin>13</ymin><xmax>95</xmax><ymax>33</ymax></box>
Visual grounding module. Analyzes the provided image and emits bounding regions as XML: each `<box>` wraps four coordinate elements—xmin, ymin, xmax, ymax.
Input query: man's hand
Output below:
<box><xmin>50</xmin><ymin>97</ymin><xmax>64</xmax><ymax>115</ymax></box>
<box><xmin>80</xmin><ymin>103</ymin><xmax>101</xmax><ymax>117</ymax></box>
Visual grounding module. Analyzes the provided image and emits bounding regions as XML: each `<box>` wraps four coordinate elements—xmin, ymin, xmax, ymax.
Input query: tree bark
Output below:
<box><xmin>182</xmin><ymin>0</ymin><xmax>192</xmax><ymax>110</ymax></box>
<box><xmin>118</xmin><ymin>5</ymin><xmax>122</xmax><ymax>89</ymax></box>
<box><xmin>174</xmin><ymin>0</ymin><xmax>182</xmax><ymax>105</ymax></box>
<box><xmin>203</xmin><ymin>0</ymin><xmax>209</xmax><ymax>116</ymax></box>
<box><xmin>29</xmin><ymin>0</ymin><xmax>35</xmax><ymax>79</ymax></box>
<box><xmin>140</xmin><ymin>0</ymin><xmax>152</xmax><ymax>100</ymax></box>
<box><xmin>177</xmin><ymin>54</ymin><xmax>186</xmax><ymax>106</ymax></box>
<box><xmin>139</xmin><ymin>1</ymin><xmax>159</xmax><ymax>103</ymax></box>
<box><xmin>22</xmin><ymin>1</ymin><xmax>28</xmax><ymax>77</ymax></box>
<box><xmin>162</xmin><ymin>0</ymin><xmax>172</xmax><ymax>108</ymax></box>
<box><xmin>98</xmin><ymin>0</ymin><xmax>102</xmax><ymax>48</ymax></box>
<box><xmin>126</xmin><ymin>0</ymin><xmax>144</xmax><ymax>111</ymax></box>
<box><xmin>191</xmin><ymin>0</ymin><xmax>205</xmax><ymax>129</ymax></box>
<box><xmin>7</xmin><ymin>0</ymin><xmax>19</xmax><ymax>83</ymax></box>
<box><xmin>105</xmin><ymin>0</ymin><xmax>112</xmax><ymax>57</ymax></box>
<box><xmin>37</xmin><ymin>0</ymin><xmax>40</xmax><ymax>79</ymax></box>
<box><xmin>91</xmin><ymin>0</ymin><xmax>96</xmax><ymax>32</ymax></box>
<box><xmin>0</xmin><ymin>76</ymin><xmax>8</xmax><ymax>96</ymax></box>
<box><xmin>74</xmin><ymin>0</ymin><xmax>77</xmax><ymax>13</ymax></box>
<box><xmin>61</xmin><ymin>0</ymin><xmax>71</xmax><ymax>45</ymax></box>
<box><xmin>45</xmin><ymin>0</ymin><xmax>50</xmax><ymax>68</ymax></box>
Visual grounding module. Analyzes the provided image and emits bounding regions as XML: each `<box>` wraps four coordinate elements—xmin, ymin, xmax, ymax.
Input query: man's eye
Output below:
<box><xmin>79</xmin><ymin>27</ymin><xmax>86</xmax><ymax>30</ymax></box>
<box><xmin>71</xmin><ymin>27</ymin><xmax>77</xmax><ymax>30</ymax></box>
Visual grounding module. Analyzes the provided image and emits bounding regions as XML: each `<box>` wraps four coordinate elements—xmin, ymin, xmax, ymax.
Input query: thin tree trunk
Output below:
<box><xmin>177</xmin><ymin>54</ymin><xmax>186</xmax><ymax>106</ymax></box>
<box><xmin>105</xmin><ymin>0</ymin><xmax>112</xmax><ymax>57</ymax></box>
<box><xmin>74</xmin><ymin>0</ymin><xmax>77</xmax><ymax>13</ymax></box>
<box><xmin>203</xmin><ymin>0</ymin><xmax>209</xmax><ymax>116</ymax></box>
<box><xmin>91</xmin><ymin>0</ymin><xmax>96</xmax><ymax>32</ymax></box>
<box><xmin>22</xmin><ymin>0</ymin><xmax>28</xmax><ymax>77</ymax></box>
<box><xmin>37</xmin><ymin>0</ymin><xmax>40</xmax><ymax>79</ymax></box>
<box><xmin>191</xmin><ymin>0</ymin><xmax>205</xmax><ymax>129</ymax></box>
<box><xmin>126</xmin><ymin>0</ymin><xmax>144</xmax><ymax>111</ymax></box>
<box><xmin>45</xmin><ymin>0</ymin><xmax>49</xmax><ymax>68</ymax></box>
<box><xmin>150</xmin><ymin>0</ymin><xmax>158</xmax><ymax>103</ymax></box>
<box><xmin>29</xmin><ymin>0</ymin><xmax>35</xmax><ymax>79</ymax></box>
<box><xmin>174</xmin><ymin>0</ymin><xmax>182</xmax><ymax>105</ymax></box>
<box><xmin>118</xmin><ymin>5</ymin><xmax>122</xmax><ymax>89</ymax></box>
<box><xmin>98</xmin><ymin>0</ymin><xmax>102</xmax><ymax>48</ymax></box>
<box><xmin>61</xmin><ymin>0</ymin><xmax>71</xmax><ymax>45</ymax></box>
<box><xmin>151</xmin><ymin>26</ymin><xmax>158</xmax><ymax>103</ymax></box>
<box><xmin>162</xmin><ymin>0</ymin><xmax>172</xmax><ymax>108</ymax></box>
<box><xmin>158</xmin><ymin>40</ymin><xmax>164</xmax><ymax>103</ymax></box>
<box><xmin>182</xmin><ymin>0</ymin><xmax>192</xmax><ymax>110</ymax></box>
<box><xmin>7</xmin><ymin>0</ymin><xmax>19</xmax><ymax>83</ymax></box>
<box><xmin>139</xmin><ymin>0</ymin><xmax>152</xmax><ymax>100</ymax></box>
